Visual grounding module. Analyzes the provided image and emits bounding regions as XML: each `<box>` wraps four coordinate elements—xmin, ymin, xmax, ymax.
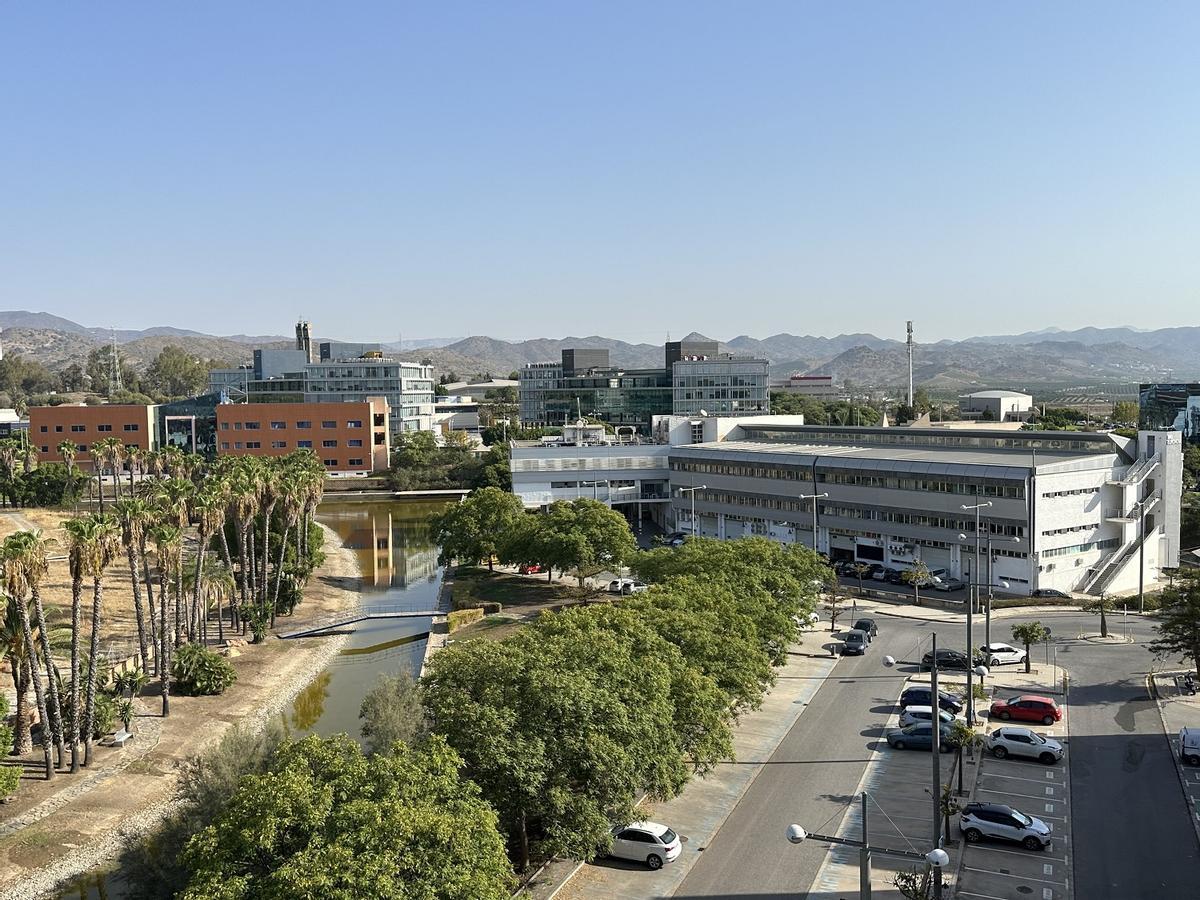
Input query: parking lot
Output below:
<box><xmin>958</xmin><ymin>701</ymin><xmax>1073</xmax><ymax>900</ymax></box>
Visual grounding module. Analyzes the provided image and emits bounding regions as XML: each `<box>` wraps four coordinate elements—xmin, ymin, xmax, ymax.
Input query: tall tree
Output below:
<box><xmin>113</xmin><ymin>499</ymin><xmax>154</xmax><ymax>674</ymax></box>
<box><xmin>2</xmin><ymin>555</ymin><xmax>54</xmax><ymax>778</ymax></box>
<box><xmin>430</xmin><ymin>487</ymin><xmax>525</xmax><ymax>571</ymax></box>
<box><xmin>78</xmin><ymin>514</ymin><xmax>120</xmax><ymax>766</ymax></box>
<box><xmin>1150</xmin><ymin>574</ymin><xmax>1200</xmax><ymax>680</ymax></box>
<box><xmin>150</xmin><ymin>524</ymin><xmax>183</xmax><ymax>716</ymax></box>
<box><xmin>63</xmin><ymin>517</ymin><xmax>91</xmax><ymax>772</ymax></box>
<box><xmin>1010</xmin><ymin>621</ymin><xmax>1051</xmax><ymax>674</ymax></box>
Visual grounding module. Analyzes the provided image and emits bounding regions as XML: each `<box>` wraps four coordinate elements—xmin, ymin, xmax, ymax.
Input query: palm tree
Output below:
<box><xmin>21</xmin><ymin>440</ymin><xmax>38</xmax><ymax>476</ymax></box>
<box><xmin>1</xmin><ymin>596</ymin><xmax>32</xmax><ymax>754</ymax></box>
<box><xmin>149</xmin><ymin>524</ymin><xmax>182</xmax><ymax>717</ymax></box>
<box><xmin>125</xmin><ymin>446</ymin><xmax>143</xmax><ymax>495</ymax></box>
<box><xmin>5</xmin><ymin>530</ymin><xmax>66</xmax><ymax>768</ymax></box>
<box><xmin>62</xmin><ymin>517</ymin><xmax>91</xmax><ymax>772</ymax></box>
<box><xmin>0</xmin><ymin>439</ymin><xmax>20</xmax><ymax>508</ymax></box>
<box><xmin>92</xmin><ymin>437</ymin><xmax>121</xmax><ymax>511</ymax></box>
<box><xmin>113</xmin><ymin>499</ymin><xmax>153</xmax><ymax>674</ymax></box>
<box><xmin>189</xmin><ymin>487</ymin><xmax>224</xmax><ymax>643</ymax></box>
<box><xmin>58</xmin><ymin>440</ymin><xmax>77</xmax><ymax>479</ymax></box>
<box><xmin>78</xmin><ymin>514</ymin><xmax>119</xmax><ymax>766</ymax></box>
<box><xmin>2</xmin><ymin>543</ymin><xmax>55</xmax><ymax>779</ymax></box>
<box><xmin>230</xmin><ymin>462</ymin><xmax>261</xmax><ymax>613</ymax></box>
<box><xmin>257</xmin><ymin>465</ymin><xmax>280</xmax><ymax>619</ymax></box>
<box><xmin>272</xmin><ymin>473</ymin><xmax>304</xmax><ymax>617</ymax></box>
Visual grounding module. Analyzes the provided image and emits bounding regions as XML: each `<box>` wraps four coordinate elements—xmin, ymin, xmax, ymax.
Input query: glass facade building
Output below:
<box><xmin>1140</xmin><ymin>383</ymin><xmax>1200</xmax><ymax>444</ymax></box>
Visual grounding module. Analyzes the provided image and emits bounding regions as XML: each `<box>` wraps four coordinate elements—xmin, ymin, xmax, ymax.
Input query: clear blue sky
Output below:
<box><xmin>2</xmin><ymin>3</ymin><xmax>1196</xmax><ymax>343</ymax></box>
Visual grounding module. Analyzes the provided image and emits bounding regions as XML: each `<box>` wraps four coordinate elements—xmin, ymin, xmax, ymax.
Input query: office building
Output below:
<box><xmin>772</xmin><ymin>374</ymin><xmax>841</xmax><ymax>399</ymax></box>
<box><xmin>215</xmin><ymin>399</ymin><xmax>390</xmax><ymax>474</ymax></box>
<box><xmin>29</xmin><ymin>404</ymin><xmax>157</xmax><ymax>471</ymax></box>
<box><xmin>518</xmin><ymin>340</ymin><xmax>769</xmax><ymax>433</ymax></box>
<box><xmin>1140</xmin><ymin>383</ymin><xmax>1200</xmax><ymax>443</ymax></box>
<box><xmin>959</xmin><ymin>390</ymin><xmax>1034</xmax><ymax>423</ymax></box>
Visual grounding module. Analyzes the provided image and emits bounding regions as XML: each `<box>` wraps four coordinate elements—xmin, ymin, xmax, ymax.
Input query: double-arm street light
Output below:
<box><xmin>960</xmin><ymin>501</ymin><xmax>993</xmax><ymax>724</ymax></box>
<box><xmin>985</xmin><ymin>534</ymin><xmax>1021</xmax><ymax>649</ymax></box>
<box><xmin>677</xmin><ymin>484</ymin><xmax>707</xmax><ymax>538</ymax></box>
<box><xmin>798</xmin><ymin>492</ymin><xmax>829</xmax><ymax>552</ymax></box>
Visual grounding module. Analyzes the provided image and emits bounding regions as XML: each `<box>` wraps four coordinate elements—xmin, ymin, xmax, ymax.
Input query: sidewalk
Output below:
<box><xmin>539</xmin><ymin>626</ymin><xmax>840</xmax><ymax>900</ymax></box>
<box><xmin>1150</xmin><ymin>670</ymin><xmax>1200</xmax><ymax>847</ymax></box>
<box><xmin>837</xmin><ymin>593</ymin><xmax>1089</xmax><ymax>627</ymax></box>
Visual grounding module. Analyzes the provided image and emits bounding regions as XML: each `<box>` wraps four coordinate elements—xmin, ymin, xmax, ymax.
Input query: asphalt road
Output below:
<box><xmin>1050</xmin><ymin>611</ymin><xmax>1200</xmax><ymax>899</ymax></box>
<box><xmin>674</xmin><ymin>608</ymin><xmax>1200</xmax><ymax>899</ymax></box>
<box><xmin>674</xmin><ymin>616</ymin><xmax>934</xmax><ymax>900</ymax></box>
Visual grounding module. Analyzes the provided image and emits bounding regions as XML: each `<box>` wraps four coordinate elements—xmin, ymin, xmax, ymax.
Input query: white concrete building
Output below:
<box><xmin>960</xmin><ymin>390</ymin><xmax>1034</xmax><ymax>423</ymax></box>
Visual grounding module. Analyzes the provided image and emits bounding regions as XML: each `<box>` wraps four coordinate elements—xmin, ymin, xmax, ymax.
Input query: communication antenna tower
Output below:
<box><xmin>110</xmin><ymin>327</ymin><xmax>123</xmax><ymax>394</ymax></box>
<box><xmin>906</xmin><ymin>321</ymin><xmax>914</xmax><ymax>408</ymax></box>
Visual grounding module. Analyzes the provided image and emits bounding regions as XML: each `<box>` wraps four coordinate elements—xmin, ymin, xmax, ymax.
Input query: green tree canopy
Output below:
<box><xmin>1010</xmin><ymin>621</ymin><xmax>1050</xmax><ymax>673</ymax></box>
<box><xmin>180</xmin><ymin>734</ymin><xmax>512</xmax><ymax>900</ymax></box>
<box><xmin>500</xmin><ymin>499</ymin><xmax>635</xmax><ymax>584</ymax></box>
<box><xmin>359</xmin><ymin>672</ymin><xmax>426</xmax><ymax>756</ymax></box>
<box><xmin>1150</xmin><ymin>574</ymin><xmax>1200</xmax><ymax>680</ymax></box>
<box><xmin>431</xmin><ymin>487</ymin><xmax>526</xmax><ymax>570</ymax></box>
<box><xmin>143</xmin><ymin>345</ymin><xmax>213</xmax><ymax>399</ymax></box>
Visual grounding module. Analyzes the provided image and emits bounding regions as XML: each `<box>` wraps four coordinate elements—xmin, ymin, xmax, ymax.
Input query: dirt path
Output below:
<box><xmin>0</xmin><ymin>521</ymin><xmax>364</xmax><ymax>900</ymax></box>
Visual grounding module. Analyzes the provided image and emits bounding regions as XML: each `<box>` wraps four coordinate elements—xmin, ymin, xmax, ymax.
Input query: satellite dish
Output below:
<box><xmin>700</xmin><ymin>409</ymin><xmax>709</xmax><ymax>417</ymax></box>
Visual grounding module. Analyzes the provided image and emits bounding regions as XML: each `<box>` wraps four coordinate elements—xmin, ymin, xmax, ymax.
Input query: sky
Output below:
<box><xmin>2</xmin><ymin>3</ymin><xmax>1197</xmax><ymax>344</ymax></box>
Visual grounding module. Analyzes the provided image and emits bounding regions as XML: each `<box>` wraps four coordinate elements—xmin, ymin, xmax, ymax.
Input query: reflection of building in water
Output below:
<box><xmin>318</xmin><ymin>501</ymin><xmax>444</xmax><ymax>590</ymax></box>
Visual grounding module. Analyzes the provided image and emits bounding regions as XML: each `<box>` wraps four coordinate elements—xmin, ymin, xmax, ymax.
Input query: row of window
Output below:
<box><xmin>324</xmin><ymin>458</ymin><xmax>365</xmax><ymax>467</ymax></box>
<box><xmin>1042</xmin><ymin>522</ymin><xmax>1100</xmax><ymax>537</ymax></box>
<box><xmin>220</xmin><ymin>439</ymin><xmax>362</xmax><ymax>450</ymax></box>
<box><xmin>221</xmin><ymin>419</ymin><xmax>363</xmax><ymax>431</ymax></box>
<box><xmin>822</xmin><ymin>504</ymin><xmax>1026</xmax><ymax>536</ymax></box>
<box><xmin>38</xmin><ymin>443</ymin><xmax>137</xmax><ymax>454</ymax></box>
<box><xmin>39</xmin><ymin>423</ymin><xmax>139</xmax><ymax>433</ymax></box>
<box><xmin>1040</xmin><ymin>539</ymin><xmax>1120</xmax><ymax>559</ymax></box>
<box><xmin>1042</xmin><ymin>487</ymin><xmax>1101</xmax><ymax>498</ymax></box>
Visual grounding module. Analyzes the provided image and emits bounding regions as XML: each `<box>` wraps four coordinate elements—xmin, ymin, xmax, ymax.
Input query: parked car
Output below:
<box><xmin>885</xmin><ymin>722</ymin><xmax>959</xmax><ymax>752</ymax></box>
<box><xmin>932</xmin><ymin>577</ymin><xmax>967</xmax><ymax>592</ymax></box>
<box><xmin>900</xmin><ymin>686</ymin><xmax>964</xmax><ymax>715</ymax></box>
<box><xmin>979</xmin><ymin>643</ymin><xmax>1027</xmax><ymax>667</ymax></box>
<box><xmin>607</xmin><ymin>821</ymin><xmax>682</xmax><ymax>869</ymax></box>
<box><xmin>1180</xmin><ymin>727</ymin><xmax>1200</xmax><ymax>766</ymax></box>
<box><xmin>833</xmin><ymin>560</ymin><xmax>856</xmax><ymax>576</ymax></box>
<box><xmin>518</xmin><ymin>563</ymin><xmax>542</xmax><ymax>575</ymax></box>
<box><xmin>985</xmin><ymin>726</ymin><xmax>1064</xmax><ymax>764</ymax></box>
<box><xmin>959</xmin><ymin>802</ymin><xmax>1052</xmax><ymax>851</ymax></box>
<box><xmin>1032</xmin><ymin>588</ymin><xmax>1071</xmax><ymax>599</ymax></box>
<box><xmin>608</xmin><ymin>579</ymin><xmax>631</xmax><ymax>594</ymax></box>
<box><xmin>621</xmin><ymin>581</ymin><xmax>648</xmax><ymax>595</ymax></box>
<box><xmin>871</xmin><ymin>565</ymin><xmax>893</xmax><ymax>582</ymax></box>
<box><xmin>920</xmin><ymin>648</ymin><xmax>983</xmax><ymax>672</ymax></box>
<box><xmin>841</xmin><ymin>629</ymin><xmax>870</xmax><ymax>655</ymax></box>
<box><xmin>898</xmin><ymin>705</ymin><xmax>959</xmax><ymax>729</ymax></box>
<box><xmin>853</xmin><ymin>618</ymin><xmax>878</xmax><ymax>639</ymax></box>
<box><xmin>990</xmin><ymin>695</ymin><xmax>1062</xmax><ymax>726</ymax></box>
<box><xmin>794</xmin><ymin>611</ymin><xmax>821</xmax><ymax>630</ymax></box>
<box><xmin>884</xmin><ymin>567</ymin><xmax>905</xmax><ymax>585</ymax></box>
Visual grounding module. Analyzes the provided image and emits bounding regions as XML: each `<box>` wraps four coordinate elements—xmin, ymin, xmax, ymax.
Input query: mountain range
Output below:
<box><xmin>1</xmin><ymin>311</ymin><xmax>1196</xmax><ymax>394</ymax></box>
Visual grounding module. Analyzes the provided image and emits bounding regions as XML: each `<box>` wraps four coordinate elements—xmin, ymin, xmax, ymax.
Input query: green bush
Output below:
<box><xmin>477</xmin><ymin>601</ymin><xmax>503</xmax><ymax>614</ymax></box>
<box><xmin>172</xmin><ymin>644</ymin><xmax>238</xmax><ymax>696</ymax></box>
<box><xmin>0</xmin><ymin>695</ymin><xmax>17</xmax><ymax>797</ymax></box>
<box><xmin>449</xmin><ymin>607</ymin><xmax>485</xmax><ymax>632</ymax></box>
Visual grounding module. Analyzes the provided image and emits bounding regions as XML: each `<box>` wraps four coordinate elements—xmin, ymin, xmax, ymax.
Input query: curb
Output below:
<box><xmin>1146</xmin><ymin>672</ymin><xmax>1200</xmax><ymax>853</ymax></box>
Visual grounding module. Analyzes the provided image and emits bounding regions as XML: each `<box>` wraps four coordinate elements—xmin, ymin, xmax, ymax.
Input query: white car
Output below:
<box><xmin>985</xmin><ymin>726</ymin><xmax>1064</xmax><ymax>764</ymax></box>
<box><xmin>794</xmin><ymin>611</ymin><xmax>820</xmax><ymax>630</ymax></box>
<box><xmin>959</xmin><ymin>802</ymin><xmax>1052</xmax><ymax>851</ymax></box>
<box><xmin>979</xmin><ymin>643</ymin><xmax>1027</xmax><ymax>667</ymax></box>
<box><xmin>898</xmin><ymin>705</ymin><xmax>960</xmax><ymax>729</ymax></box>
<box><xmin>607</xmin><ymin>579</ymin><xmax>648</xmax><ymax>595</ymax></box>
<box><xmin>607</xmin><ymin>821</ymin><xmax>682</xmax><ymax>869</ymax></box>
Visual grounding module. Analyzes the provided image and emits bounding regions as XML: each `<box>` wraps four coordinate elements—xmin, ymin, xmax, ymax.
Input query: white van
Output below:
<box><xmin>1180</xmin><ymin>727</ymin><xmax>1200</xmax><ymax>766</ymax></box>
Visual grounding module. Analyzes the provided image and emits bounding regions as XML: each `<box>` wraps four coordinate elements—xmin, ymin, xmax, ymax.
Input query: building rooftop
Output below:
<box><xmin>963</xmin><ymin>390</ymin><xmax>1033</xmax><ymax>399</ymax></box>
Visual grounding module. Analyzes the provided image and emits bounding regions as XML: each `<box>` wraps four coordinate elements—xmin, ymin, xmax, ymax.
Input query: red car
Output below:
<box><xmin>990</xmin><ymin>695</ymin><xmax>1061</xmax><ymax>726</ymax></box>
<box><xmin>518</xmin><ymin>563</ymin><xmax>543</xmax><ymax>575</ymax></box>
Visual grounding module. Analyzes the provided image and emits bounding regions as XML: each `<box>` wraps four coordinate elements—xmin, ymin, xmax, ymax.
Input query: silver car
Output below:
<box><xmin>959</xmin><ymin>802</ymin><xmax>1052</xmax><ymax>850</ymax></box>
<box><xmin>986</xmin><ymin>726</ymin><xmax>1064</xmax><ymax>764</ymax></box>
<box><xmin>608</xmin><ymin>821</ymin><xmax>682</xmax><ymax>869</ymax></box>
<box><xmin>898</xmin><ymin>705</ymin><xmax>959</xmax><ymax>729</ymax></box>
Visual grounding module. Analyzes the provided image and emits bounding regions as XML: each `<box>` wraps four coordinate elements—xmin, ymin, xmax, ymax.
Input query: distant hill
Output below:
<box><xmin>1</xmin><ymin>309</ymin><xmax>1198</xmax><ymax>391</ymax></box>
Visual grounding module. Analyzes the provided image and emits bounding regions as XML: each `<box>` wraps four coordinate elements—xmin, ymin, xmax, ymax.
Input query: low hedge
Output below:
<box><xmin>448</xmin><ymin>608</ymin><xmax>485</xmax><ymax>633</ymax></box>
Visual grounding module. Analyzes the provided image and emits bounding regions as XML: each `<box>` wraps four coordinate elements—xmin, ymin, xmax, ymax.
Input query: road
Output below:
<box><xmin>674</xmin><ymin>616</ymin><xmax>934</xmax><ymax>900</ymax></box>
<box><xmin>674</xmin><ymin>608</ymin><xmax>1200</xmax><ymax>899</ymax></box>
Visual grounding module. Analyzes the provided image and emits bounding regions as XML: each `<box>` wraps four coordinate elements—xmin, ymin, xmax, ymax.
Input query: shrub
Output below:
<box><xmin>477</xmin><ymin>601</ymin><xmax>503</xmax><ymax>614</ymax></box>
<box><xmin>172</xmin><ymin>644</ymin><xmax>237</xmax><ymax>696</ymax></box>
<box><xmin>449</xmin><ymin>608</ymin><xmax>485</xmax><ymax>632</ymax></box>
<box><xmin>359</xmin><ymin>672</ymin><xmax>426</xmax><ymax>756</ymax></box>
<box><xmin>0</xmin><ymin>695</ymin><xmax>17</xmax><ymax>798</ymax></box>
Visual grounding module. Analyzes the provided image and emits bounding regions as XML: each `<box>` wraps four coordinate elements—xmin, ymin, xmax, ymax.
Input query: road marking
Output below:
<box><xmin>1046</xmin><ymin>771</ymin><xmax>1055</xmax><ymax>779</ymax></box>
<box><xmin>963</xmin><ymin>844</ymin><xmax>1068</xmax><ymax>862</ymax></box>
<box><xmin>1044</xmin><ymin>889</ymin><xmax>1054</xmax><ymax>900</ymax></box>
<box><xmin>1044</xmin><ymin>863</ymin><xmax>1054</xmax><ymax>875</ymax></box>
<box><xmin>1045</xmin><ymin>786</ymin><xmax>1055</xmax><ymax>796</ymax></box>
<box><xmin>1045</xmin><ymin>803</ymin><xmax>1054</xmax><ymax>812</ymax></box>
<box><xmin>980</xmin><ymin>771</ymin><xmax>1061</xmax><ymax>785</ymax></box>
<box><xmin>958</xmin><ymin>892</ymin><xmax>1013</xmax><ymax>900</ymax></box>
<box><xmin>961</xmin><ymin>865</ymin><xmax>1067</xmax><ymax>886</ymax></box>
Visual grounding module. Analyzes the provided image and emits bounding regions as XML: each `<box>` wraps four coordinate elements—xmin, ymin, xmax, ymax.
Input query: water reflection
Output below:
<box><xmin>285</xmin><ymin>498</ymin><xmax>452</xmax><ymax>741</ymax></box>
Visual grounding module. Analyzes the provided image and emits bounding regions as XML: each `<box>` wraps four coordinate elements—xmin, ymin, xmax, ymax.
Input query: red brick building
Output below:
<box><xmin>215</xmin><ymin>399</ymin><xmax>389</xmax><ymax>474</ymax></box>
<box><xmin>29</xmin><ymin>404</ymin><xmax>157</xmax><ymax>471</ymax></box>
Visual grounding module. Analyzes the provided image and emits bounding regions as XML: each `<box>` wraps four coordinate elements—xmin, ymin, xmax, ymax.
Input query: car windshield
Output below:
<box><xmin>1012</xmin><ymin>810</ymin><xmax>1033</xmax><ymax>826</ymax></box>
<box><xmin>1029</xmin><ymin>732</ymin><xmax>1046</xmax><ymax>744</ymax></box>
<box><xmin>659</xmin><ymin>828</ymin><xmax>678</xmax><ymax>844</ymax></box>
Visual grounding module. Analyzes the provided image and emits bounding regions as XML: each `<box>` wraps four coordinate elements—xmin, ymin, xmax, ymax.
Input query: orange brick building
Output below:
<box><xmin>29</xmin><ymin>404</ymin><xmax>157</xmax><ymax>471</ymax></box>
<box><xmin>215</xmin><ymin>399</ymin><xmax>389</xmax><ymax>474</ymax></box>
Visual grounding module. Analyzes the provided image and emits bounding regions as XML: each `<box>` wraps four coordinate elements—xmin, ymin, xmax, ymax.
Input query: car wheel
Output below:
<box><xmin>647</xmin><ymin>854</ymin><xmax>663</xmax><ymax>870</ymax></box>
<box><xmin>998</xmin><ymin>711</ymin><xmax>1011</xmax><ymax>721</ymax></box>
<box><xmin>964</xmin><ymin>828</ymin><xmax>982</xmax><ymax>843</ymax></box>
<box><xmin>1023</xmin><ymin>836</ymin><xmax>1044</xmax><ymax>851</ymax></box>
<box><xmin>1039</xmin><ymin>752</ymin><xmax>1057</xmax><ymax>765</ymax></box>
<box><xmin>893</xmin><ymin>740</ymin><xmax>905</xmax><ymax>750</ymax></box>
<box><xmin>992</xmin><ymin>746</ymin><xmax>1008</xmax><ymax>759</ymax></box>
<box><xmin>1042</xmin><ymin>715</ymin><xmax>1055</xmax><ymax>726</ymax></box>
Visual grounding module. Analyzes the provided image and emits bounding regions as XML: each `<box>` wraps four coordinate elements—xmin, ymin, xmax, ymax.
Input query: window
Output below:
<box><xmin>347</xmin><ymin>439</ymin><xmax>363</xmax><ymax>448</ymax></box>
<box><xmin>322</xmin><ymin>420</ymin><xmax>337</xmax><ymax>429</ymax></box>
<box><xmin>297</xmin><ymin>440</ymin><xmax>313</xmax><ymax>448</ymax></box>
<box><xmin>246</xmin><ymin>441</ymin><xmax>261</xmax><ymax>449</ymax></box>
<box><xmin>39</xmin><ymin>426</ymin><xmax>48</xmax><ymax>433</ymax></box>
<box><xmin>234</xmin><ymin>442</ymin><xmax>243</xmax><ymax>450</ymax></box>
<box><xmin>271</xmin><ymin>441</ymin><xmax>287</xmax><ymax>449</ymax></box>
<box><xmin>97</xmin><ymin>424</ymin><xmax>112</xmax><ymax>432</ymax></box>
<box><xmin>124</xmin><ymin>423</ymin><xmax>139</xmax><ymax>432</ymax></box>
<box><xmin>221</xmin><ymin>442</ymin><xmax>230</xmax><ymax>450</ymax></box>
<box><xmin>244</xmin><ymin>422</ymin><xmax>260</xmax><ymax>430</ymax></box>
<box><xmin>77</xmin><ymin>444</ymin><xmax>88</xmax><ymax>452</ymax></box>
<box><xmin>71</xmin><ymin>424</ymin><xmax>86</xmax><ymax>433</ymax></box>
<box><xmin>324</xmin><ymin>459</ymin><xmax>337</xmax><ymax>467</ymax></box>
<box><xmin>296</xmin><ymin>420</ymin><xmax>311</xmax><ymax>429</ymax></box>
<box><xmin>234</xmin><ymin>422</ymin><xmax>243</xmax><ymax>430</ymax></box>
<box><xmin>322</xmin><ymin>439</ymin><xmax>337</xmax><ymax>448</ymax></box>
<box><xmin>270</xmin><ymin>421</ymin><xmax>287</xmax><ymax>430</ymax></box>
<box><xmin>221</xmin><ymin>422</ymin><xmax>229</xmax><ymax>430</ymax></box>
<box><xmin>346</xmin><ymin>419</ymin><xmax>363</xmax><ymax>428</ymax></box>
<box><xmin>348</xmin><ymin>458</ymin><xmax>364</xmax><ymax>466</ymax></box>
<box><xmin>40</xmin><ymin>445</ymin><xmax>48</xmax><ymax>453</ymax></box>
<box><xmin>55</xmin><ymin>425</ymin><xmax>63</xmax><ymax>433</ymax></box>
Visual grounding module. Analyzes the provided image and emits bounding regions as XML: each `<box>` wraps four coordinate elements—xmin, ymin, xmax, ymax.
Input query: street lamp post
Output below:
<box><xmin>798</xmin><ymin>492</ymin><xmax>829</xmax><ymax>553</ymax></box>
<box><xmin>678</xmin><ymin>484</ymin><xmax>707</xmax><ymax>538</ymax></box>
<box><xmin>961</xmin><ymin>501</ymin><xmax>992</xmax><ymax>725</ymax></box>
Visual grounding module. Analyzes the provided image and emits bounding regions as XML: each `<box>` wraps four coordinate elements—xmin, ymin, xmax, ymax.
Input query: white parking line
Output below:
<box><xmin>962</xmin><ymin>844</ymin><xmax>1068</xmax><ymax>863</ymax></box>
<box><xmin>979</xmin><ymin>771</ymin><xmax>1063</xmax><ymax>785</ymax></box>
<box><xmin>976</xmin><ymin>786</ymin><xmax>1068</xmax><ymax>804</ymax></box>
<box><xmin>961</xmin><ymin>865</ymin><xmax>1067</xmax><ymax>886</ymax></box>
<box><xmin>958</xmin><ymin>892</ymin><xmax>1017</xmax><ymax>900</ymax></box>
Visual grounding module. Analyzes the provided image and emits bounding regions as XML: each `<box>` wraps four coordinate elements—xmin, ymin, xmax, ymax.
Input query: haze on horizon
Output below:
<box><xmin>2</xmin><ymin>3</ymin><xmax>1197</xmax><ymax>345</ymax></box>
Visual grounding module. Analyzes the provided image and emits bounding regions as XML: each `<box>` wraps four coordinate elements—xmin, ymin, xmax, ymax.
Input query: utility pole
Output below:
<box><xmin>962</xmin><ymin>500</ymin><xmax>993</xmax><ymax>724</ymax></box>
<box><xmin>110</xmin><ymin>327</ymin><xmax>122</xmax><ymax>395</ymax></box>
<box><xmin>906</xmin><ymin>320</ymin><xmax>914</xmax><ymax>409</ymax></box>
